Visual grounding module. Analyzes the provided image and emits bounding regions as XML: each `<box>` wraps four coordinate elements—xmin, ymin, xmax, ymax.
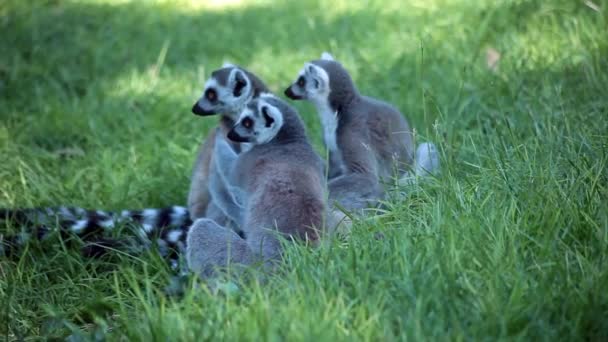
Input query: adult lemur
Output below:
<box><xmin>187</xmin><ymin>94</ymin><xmax>328</xmax><ymax>277</ymax></box>
<box><xmin>284</xmin><ymin>52</ymin><xmax>440</xmax><ymax>211</ymax></box>
<box><xmin>1</xmin><ymin>64</ymin><xmax>270</xmax><ymax>262</ymax></box>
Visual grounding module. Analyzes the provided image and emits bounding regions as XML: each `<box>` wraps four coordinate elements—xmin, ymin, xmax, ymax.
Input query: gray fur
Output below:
<box><xmin>188</xmin><ymin>65</ymin><xmax>269</xmax><ymax>227</ymax></box>
<box><xmin>285</xmin><ymin>55</ymin><xmax>415</xmax><ymax>211</ymax></box>
<box><xmin>414</xmin><ymin>142</ymin><xmax>440</xmax><ymax>176</ymax></box>
<box><xmin>186</xmin><ymin>95</ymin><xmax>327</xmax><ymax>278</ymax></box>
<box><xmin>187</xmin><ymin>218</ymin><xmax>257</xmax><ymax>278</ymax></box>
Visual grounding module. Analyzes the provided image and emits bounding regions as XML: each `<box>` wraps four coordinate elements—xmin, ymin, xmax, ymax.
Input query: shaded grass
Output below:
<box><xmin>1</xmin><ymin>0</ymin><xmax>607</xmax><ymax>340</ymax></box>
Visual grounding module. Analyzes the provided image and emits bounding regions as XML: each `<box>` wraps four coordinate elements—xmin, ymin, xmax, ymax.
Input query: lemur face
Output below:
<box><xmin>284</xmin><ymin>52</ymin><xmax>333</xmax><ymax>104</ymax></box>
<box><xmin>192</xmin><ymin>66</ymin><xmax>253</xmax><ymax>121</ymax></box>
<box><xmin>227</xmin><ymin>96</ymin><xmax>283</xmax><ymax>145</ymax></box>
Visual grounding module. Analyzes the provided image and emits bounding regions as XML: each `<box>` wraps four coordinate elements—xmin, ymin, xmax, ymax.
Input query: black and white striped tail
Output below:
<box><xmin>1</xmin><ymin>206</ymin><xmax>192</xmax><ymax>265</ymax></box>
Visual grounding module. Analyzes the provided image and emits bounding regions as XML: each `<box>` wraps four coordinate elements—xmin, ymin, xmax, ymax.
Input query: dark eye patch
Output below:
<box><xmin>242</xmin><ymin>116</ymin><xmax>253</xmax><ymax>129</ymax></box>
<box><xmin>297</xmin><ymin>76</ymin><xmax>306</xmax><ymax>87</ymax></box>
<box><xmin>205</xmin><ymin>88</ymin><xmax>217</xmax><ymax>102</ymax></box>
<box><xmin>233</xmin><ymin>79</ymin><xmax>247</xmax><ymax>97</ymax></box>
<box><xmin>262</xmin><ymin>107</ymin><xmax>274</xmax><ymax>127</ymax></box>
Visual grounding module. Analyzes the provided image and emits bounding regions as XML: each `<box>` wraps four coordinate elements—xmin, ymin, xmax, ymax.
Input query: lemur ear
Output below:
<box><xmin>321</xmin><ymin>52</ymin><xmax>334</xmax><ymax>61</ymax></box>
<box><xmin>222</xmin><ymin>61</ymin><xmax>236</xmax><ymax>68</ymax></box>
<box><xmin>305</xmin><ymin>63</ymin><xmax>318</xmax><ymax>76</ymax></box>
<box><xmin>259</xmin><ymin>102</ymin><xmax>283</xmax><ymax>129</ymax></box>
<box><xmin>261</xmin><ymin>106</ymin><xmax>274</xmax><ymax>127</ymax></box>
<box><xmin>229</xmin><ymin>69</ymin><xmax>249</xmax><ymax>97</ymax></box>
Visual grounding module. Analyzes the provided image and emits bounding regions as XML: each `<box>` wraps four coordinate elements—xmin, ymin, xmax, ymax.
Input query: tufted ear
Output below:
<box><xmin>228</xmin><ymin>68</ymin><xmax>250</xmax><ymax>97</ymax></box>
<box><xmin>261</xmin><ymin>106</ymin><xmax>274</xmax><ymax>128</ymax></box>
<box><xmin>305</xmin><ymin>63</ymin><xmax>319</xmax><ymax>76</ymax></box>
<box><xmin>258</xmin><ymin>101</ymin><xmax>283</xmax><ymax>129</ymax></box>
<box><xmin>321</xmin><ymin>52</ymin><xmax>334</xmax><ymax>61</ymax></box>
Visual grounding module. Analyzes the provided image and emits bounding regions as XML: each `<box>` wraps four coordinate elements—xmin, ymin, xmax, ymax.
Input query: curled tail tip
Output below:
<box><xmin>415</xmin><ymin>142</ymin><xmax>440</xmax><ymax>176</ymax></box>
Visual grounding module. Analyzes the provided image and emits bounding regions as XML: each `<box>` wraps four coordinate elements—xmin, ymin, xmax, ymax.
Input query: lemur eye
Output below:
<box><xmin>205</xmin><ymin>88</ymin><xmax>217</xmax><ymax>102</ymax></box>
<box><xmin>233</xmin><ymin>79</ymin><xmax>247</xmax><ymax>97</ymax></box>
<box><xmin>297</xmin><ymin>76</ymin><xmax>306</xmax><ymax>87</ymax></box>
<box><xmin>242</xmin><ymin>117</ymin><xmax>253</xmax><ymax>129</ymax></box>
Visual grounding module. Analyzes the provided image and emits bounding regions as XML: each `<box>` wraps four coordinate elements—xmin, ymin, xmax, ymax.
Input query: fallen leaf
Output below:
<box><xmin>486</xmin><ymin>47</ymin><xmax>501</xmax><ymax>72</ymax></box>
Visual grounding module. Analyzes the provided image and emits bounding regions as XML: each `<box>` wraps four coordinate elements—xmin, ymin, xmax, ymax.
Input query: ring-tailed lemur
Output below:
<box><xmin>1</xmin><ymin>64</ymin><xmax>271</xmax><ymax>265</ymax></box>
<box><xmin>188</xmin><ymin>63</ymin><xmax>270</xmax><ymax>230</ymax></box>
<box><xmin>0</xmin><ymin>205</ymin><xmax>191</xmax><ymax>263</ymax></box>
<box><xmin>187</xmin><ymin>94</ymin><xmax>328</xmax><ymax>278</ymax></box>
<box><xmin>284</xmin><ymin>52</ymin><xmax>440</xmax><ymax>211</ymax></box>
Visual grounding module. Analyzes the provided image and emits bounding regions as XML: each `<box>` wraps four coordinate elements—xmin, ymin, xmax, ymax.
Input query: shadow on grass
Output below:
<box><xmin>0</xmin><ymin>1</ymin><xmax>420</xmax><ymax>105</ymax></box>
<box><xmin>0</xmin><ymin>0</ymin><xmax>605</xmax><ymax>205</ymax></box>
<box><xmin>1</xmin><ymin>0</ymin><xmax>603</xmax><ymax>137</ymax></box>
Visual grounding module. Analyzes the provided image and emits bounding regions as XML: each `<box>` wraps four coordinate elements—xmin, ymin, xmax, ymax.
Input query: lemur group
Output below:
<box><xmin>1</xmin><ymin>53</ymin><xmax>440</xmax><ymax>279</ymax></box>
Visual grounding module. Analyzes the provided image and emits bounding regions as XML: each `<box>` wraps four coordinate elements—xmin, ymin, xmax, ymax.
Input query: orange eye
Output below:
<box><xmin>205</xmin><ymin>88</ymin><xmax>217</xmax><ymax>102</ymax></box>
<box><xmin>242</xmin><ymin>117</ymin><xmax>253</xmax><ymax>129</ymax></box>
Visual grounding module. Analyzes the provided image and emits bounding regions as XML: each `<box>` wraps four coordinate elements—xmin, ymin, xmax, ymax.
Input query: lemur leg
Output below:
<box><xmin>327</xmin><ymin>149</ymin><xmax>344</xmax><ymax>180</ymax></box>
<box><xmin>325</xmin><ymin>208</ymin><xmax>353</xmax><ymax>236</ymax></box>
<box><xmin>328</xmin><ymin>173</ymin><xmax>384</xmax><ymax>212</ymax></box>
<box><xmin>186</xmin><ymin>218</ymin><xmax>258</xmax><ymax>278</ymax></box>
<box><xmin>204</xmin><ymin>201</ymin><xmax>244</xmax><ymax>238</ymax></box>
<box><xmin>204</xmin><ymin>202</ymin><xmax>232</xmax><ymax>228</ymax></box>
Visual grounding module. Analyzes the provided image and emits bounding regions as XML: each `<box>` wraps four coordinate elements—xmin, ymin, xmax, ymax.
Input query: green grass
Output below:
<box><xmin>1</xmin><ymin>0</ymin><xmax>607</xmax><ymax>339</ymax></box>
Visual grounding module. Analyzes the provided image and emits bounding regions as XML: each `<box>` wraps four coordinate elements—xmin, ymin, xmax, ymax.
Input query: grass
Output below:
<box><xmin>1</xmin><ymin>0</ymin><xmax>607</xmax><ymax>339</ymax></box>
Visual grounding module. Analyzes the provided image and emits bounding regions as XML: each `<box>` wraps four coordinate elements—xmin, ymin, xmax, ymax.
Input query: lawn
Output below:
<box><xmin>1</xmin><ymin>0</ymin><xmax>607</xmax><ymax>340</ymax></box>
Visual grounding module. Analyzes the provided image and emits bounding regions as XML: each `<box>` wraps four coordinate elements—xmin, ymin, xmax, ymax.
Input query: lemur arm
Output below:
<box><xmin>208</xmin><ymin>133</ymin><xmax>246</xmax><ymax>224</ymax></box>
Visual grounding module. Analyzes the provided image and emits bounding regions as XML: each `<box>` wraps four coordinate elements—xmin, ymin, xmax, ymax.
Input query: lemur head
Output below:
<box><xmin>284</xmin><ymin>52</ymin><xmax>357</xmax><ymax>109</ymax></box>
<box><xmin>192</xmin><ymin>63</ymin><xmax>267</xmax><ymax>121</ymax></box>
<box><xmin>227</xmin><ymin>94</ymin><xmax>285</xmax><ymax>145</ymax></box>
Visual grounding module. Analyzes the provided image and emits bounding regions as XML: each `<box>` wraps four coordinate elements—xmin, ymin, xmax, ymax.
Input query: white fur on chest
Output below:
<box><xmin>314</xmin><ymin>100</ymin><xmax>338</xmax><ymax>152</ymax></box>
<box><xmin>239</xmin><ymin>142</ymin><xmax>253</xmax><ymax>152</ymax></box>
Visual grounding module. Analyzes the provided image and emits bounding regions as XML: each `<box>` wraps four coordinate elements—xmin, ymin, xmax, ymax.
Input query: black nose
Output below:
<box><xmin>192</xmin><ymin>102</ymin><xmax>215</xmax><ymax>116</ymax></box>
<box><xmin>284</xmin><ymin>86</ymin><xmax>302</xmax><ymax>100</ymax></box>
<box><xmin>227</xmin><ymin>129</ymin><xmax>250</xmax><ymax>143</ymax></box>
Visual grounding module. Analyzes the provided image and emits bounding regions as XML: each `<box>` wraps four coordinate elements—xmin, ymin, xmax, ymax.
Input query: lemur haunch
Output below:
<box><xmin>188</xmin><ymin>63</ymin><xmax>270</xmax><ymax>229</ymax></box>
<box><xmin>187</xmin><ymin>94</ymin><xmax>327</xmax><ymax>278</ymax></box>
<box><xmin>284</xmin><ymin>52</ymin><xmax>439</xmax><ymax>211</ymax></box>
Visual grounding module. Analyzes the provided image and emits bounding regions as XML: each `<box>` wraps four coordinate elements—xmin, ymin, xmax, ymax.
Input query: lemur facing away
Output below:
<box><xmin>284</xmin><ymin>52</ymin><xmax>440</xmax><ymax>211</ymax></box>
<box><xmin>187</xmin><ymin>94</ymin><xmax>328</xmax><ymax>278</ymax></box>
<box><xmin>189</xmin><ymin>63</ymin><xmax>270</xmax><ymax>230</ymax></box>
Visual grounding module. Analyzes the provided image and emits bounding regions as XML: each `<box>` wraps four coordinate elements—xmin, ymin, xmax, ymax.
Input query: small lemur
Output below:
<box><xmin>187</xmin><ymin>94</ymin><xmax>327</xmax><ymax>278</ymax></box>
<box><xmin>284</xmin><ymin>52</ymin><xmax>440</xmax><ymax>211</ymax></box>
<box><xmin>188</xmin><ymin>63</ymin><xmax>270</xmax><ymax>229</ymax></box>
